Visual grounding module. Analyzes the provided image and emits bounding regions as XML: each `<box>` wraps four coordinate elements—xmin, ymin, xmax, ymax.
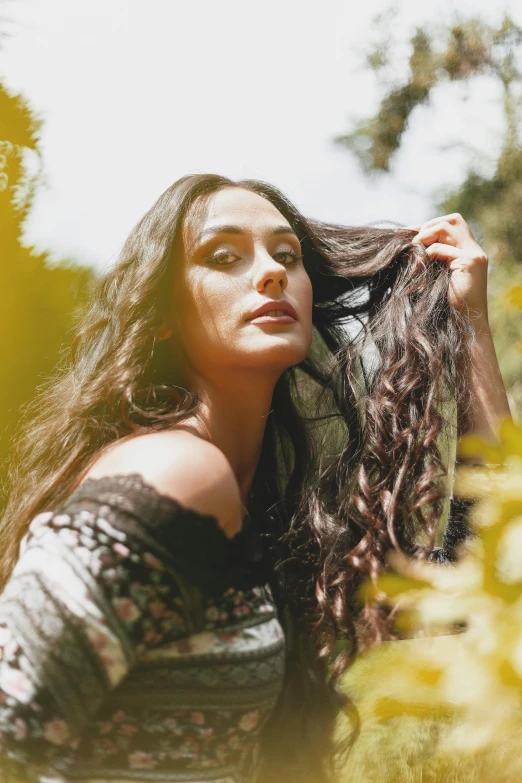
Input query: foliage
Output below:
<box><xmin>336</xmin><ymin>16</ymin><xmax>522</xmax><ymax>174</ymax></box>
<box><xmin>440</xmin><ymin>147</ymin><xmax>522</xmax><ymax>415</ymax></box>
<box><xmin>334</xmin><ymin>13</ymin><xmax>522</xmax><ymax>421</ymax></box>
<box><xmin>0</xmin><ymin>82</ymin><xmax>94</xmax><ymax>506</ymax></box>
<box><xmin>332</xmin><ymin>13</ymin><xmax>522</xmax><ymax>779</ymax></box>
<box><xmin>336</xmin><ymin>417</ymin><xmax>522</xmax><ymax>782</ymax></box>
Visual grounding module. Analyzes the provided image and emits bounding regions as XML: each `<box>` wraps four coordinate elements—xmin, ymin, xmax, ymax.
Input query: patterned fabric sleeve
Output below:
<box><xmin>0</xmin><ymin>492</ymin><xmax>210</xmax><ymax>782</ymax></box>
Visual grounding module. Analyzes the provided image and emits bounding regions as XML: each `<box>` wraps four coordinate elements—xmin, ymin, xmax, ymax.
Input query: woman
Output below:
<box><xmin>0</xmin><ymin>174</ymin><xmax>511</xmax><ymax>783</ymax></box>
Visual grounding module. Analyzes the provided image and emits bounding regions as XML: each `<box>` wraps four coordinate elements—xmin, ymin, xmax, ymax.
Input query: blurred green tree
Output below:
<box><xmin>335</xmin><ymin>14</ymin><xmax>522</xmax><ymax>419</ymax></box>
<box><xmin>0</xmin><ymin>81</ymin><xmax>94</xmax><ymax>505</ymax></box>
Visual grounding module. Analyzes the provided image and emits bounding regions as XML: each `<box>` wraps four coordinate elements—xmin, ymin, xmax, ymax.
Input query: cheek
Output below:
<box><xmin>177</xmin><ymin>273</ymin><xmax>239</xmax><ymax>350</ymax></box>
<box><xmin>297</xmin><ymin>274</ymin><xmax>314</xmax><ymax>338</ymax></box>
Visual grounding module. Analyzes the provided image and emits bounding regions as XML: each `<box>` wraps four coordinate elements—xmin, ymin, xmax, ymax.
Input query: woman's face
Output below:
<box><xmin>167</xmin><ymin>186</ymin><xmax>313</xmax><ymax>383</ymax></box>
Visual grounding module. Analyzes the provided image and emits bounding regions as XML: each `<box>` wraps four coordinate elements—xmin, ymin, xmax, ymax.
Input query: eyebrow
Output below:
<box><xmin>195</xmin><ymin>224</ymin><xmax>299</xmax><ymax>244</ymax></box>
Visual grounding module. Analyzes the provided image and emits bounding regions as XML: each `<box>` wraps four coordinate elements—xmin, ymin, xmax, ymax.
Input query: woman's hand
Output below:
<box><xmin>405</xmin><ymin>213</ymin><xmax>512</xmax><ymax>448</ymax></box>
<box><xmin>406</xmin><ymin>213</ymin><xmax>489</xmax><ymax>323</ymax></box>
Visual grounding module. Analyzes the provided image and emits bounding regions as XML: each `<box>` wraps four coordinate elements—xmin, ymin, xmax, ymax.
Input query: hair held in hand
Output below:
<box><xmin>0</xmin><ymin>174</ymin><xmax>474</xmax><ymax>783</ymax></box>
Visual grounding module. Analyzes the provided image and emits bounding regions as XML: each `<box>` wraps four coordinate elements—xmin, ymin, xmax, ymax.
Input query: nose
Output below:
<box><xmin>253</xmin><ymin>251</ymin><xmax>288</xmax><ymax>294</ymax></box>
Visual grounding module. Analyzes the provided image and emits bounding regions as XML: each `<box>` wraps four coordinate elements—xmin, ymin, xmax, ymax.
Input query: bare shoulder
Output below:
<box><xmin>80</xmin><ymin>430</ymin><xmax>243</xmax><ymax>538</ymax></box>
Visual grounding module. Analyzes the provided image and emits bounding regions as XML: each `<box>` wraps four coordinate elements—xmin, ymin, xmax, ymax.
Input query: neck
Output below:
<box><xmin>179</xmin><ymin>368</ymin><xmax>280</xmax><ymax>508</ymax></box>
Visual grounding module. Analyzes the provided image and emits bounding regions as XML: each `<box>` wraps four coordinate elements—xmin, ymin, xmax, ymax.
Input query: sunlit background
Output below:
<box><xmin>3</xmin><ymin>0</ymin><xmax>521</xmax><ymax>268</ymax></box>
<box><xmin>1</xmin><ymin>1</ymin><xmax>522</xmax><ymax>780</ymax></box>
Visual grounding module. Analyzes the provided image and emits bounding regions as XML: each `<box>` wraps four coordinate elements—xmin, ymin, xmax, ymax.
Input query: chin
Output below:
<box><xmin>244</xmin><ymin>334</ymin><xmax>311</xmax><ymax>369</ymax></box>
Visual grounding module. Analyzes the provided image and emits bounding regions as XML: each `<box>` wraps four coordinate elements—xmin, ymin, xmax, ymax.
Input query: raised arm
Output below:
<box><xmin>410</xmin><ymin>213</ymin><xmax>513</xmax><ymax>564</ymax></box>
<box><xmin>428</xmin><ymin>320</ymin><xmax>512</xmax><ymax>564</ymax></box>
<box><xmin>409</xmin><ymin>211</ymin><xmax>512</xmax><ymax>452</ymax></box>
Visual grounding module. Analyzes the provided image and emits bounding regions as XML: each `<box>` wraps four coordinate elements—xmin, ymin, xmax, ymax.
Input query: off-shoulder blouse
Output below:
<box><xmin>0</xmin><ymin>472</ymin><xmax>473</xmax><ymax>783</ymax></box>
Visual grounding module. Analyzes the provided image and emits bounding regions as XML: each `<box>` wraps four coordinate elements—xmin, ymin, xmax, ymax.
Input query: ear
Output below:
<box><xmin>156</xmin><ymin>321</ymin><xmax>173</xmax><ymax>342</ymax></box>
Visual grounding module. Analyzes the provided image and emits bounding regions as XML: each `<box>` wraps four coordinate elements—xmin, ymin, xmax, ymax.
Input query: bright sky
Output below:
<box><xmin>1</xmin><ymin>0</ymin><xmax>518</xmax><ymax>270</ymax></box>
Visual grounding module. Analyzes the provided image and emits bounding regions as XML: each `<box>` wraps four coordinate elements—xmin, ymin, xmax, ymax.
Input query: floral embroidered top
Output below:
<box><xmin>0</xmin><ymin>471</ymin><xmax>473</xmax><ymax>783</ymax></box>
<box><xmin>0</xmin><ymin>474</ymin><xmax>285</xmax><ymax>783</ymax></box>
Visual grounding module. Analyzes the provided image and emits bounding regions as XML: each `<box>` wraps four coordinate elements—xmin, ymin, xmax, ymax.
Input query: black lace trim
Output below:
<box><xmin>61</xmin><ymin>473</ymin><xmax>274</xmax><ymax>594</ymax></box>
<box><xmin>66</xmin><ymin>472</ymin><xmax>232</xmax><ymax>532</ymax></box>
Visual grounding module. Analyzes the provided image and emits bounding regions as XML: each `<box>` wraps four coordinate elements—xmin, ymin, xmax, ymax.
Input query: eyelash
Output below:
<box><xmin>207</xmin><ymin>249</ymin><xmax>303</xmax><ymax>267</ymax></box>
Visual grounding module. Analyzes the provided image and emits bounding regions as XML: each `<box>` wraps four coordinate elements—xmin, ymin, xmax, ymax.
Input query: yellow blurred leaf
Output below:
<box><xmin>416</xmin><ymin>665</ymin><xmax>444</xmax><ymax>686</ymax></box>
<box><xmin>506</xmin><ymin>284</ymin><xmax>522</xmax><ymax>309</ymax></box>
<box><xmin>499</xmin><ymin>418</ymin><xmax>522</xmax><ymax>460</ymax></box>
<box><xmin>374</xmin><ymin>697</ymin><xmax>455</xmax><ymax>721</ymax></box>
<box><xmin>392</xmin><ymin>609</ymin><xmax>421</xmax><ymax>634</ymax></box>
<box><xmin>457</xmin><ymin>419</ymin><xmax>522</xmax><ymax>466</ymax></box>
<box><xmin>457</xmin><ymin>435</ymin><xmax>502</xmax><ymax>465</ymax></box>
<box><xmin>358</xmin><ymin>572</ymin><xmax>431</xmax><ymax>603</ymax></box>
<box><xmin>498</xmin><ymin>659</ymin><xmax>522</xmax><ymax>690</ymax></box>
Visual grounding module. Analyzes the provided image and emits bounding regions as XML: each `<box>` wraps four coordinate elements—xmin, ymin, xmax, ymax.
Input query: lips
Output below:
<box><xmin>246</xmin><ymin>300</ymin><xmax>297</xmax><ymax>322</ymax></box>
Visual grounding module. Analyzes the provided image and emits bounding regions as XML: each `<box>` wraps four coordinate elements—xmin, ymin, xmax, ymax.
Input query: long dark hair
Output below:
<box><xmin>0</xmin><ymin>173</ymin><xmax>473</xmax><ymax>783</ymax></box>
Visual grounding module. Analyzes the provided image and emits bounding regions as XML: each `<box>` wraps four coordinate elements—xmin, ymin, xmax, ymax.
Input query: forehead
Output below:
<box><xmin>181</xmin><ymin>187</ymin><xmax>291</xmax><ymax>252</ymax></box>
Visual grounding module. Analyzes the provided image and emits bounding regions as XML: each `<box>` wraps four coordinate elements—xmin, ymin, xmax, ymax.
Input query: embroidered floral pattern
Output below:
<box><xmin>74</xmin><ymin>702</ymin><xmax>272</xmax><ymax>777</ymax></box>
<box><xmin>0</xmin><ymin>476</ymin><xmax>286</xmax><ymax>782</ymax></box>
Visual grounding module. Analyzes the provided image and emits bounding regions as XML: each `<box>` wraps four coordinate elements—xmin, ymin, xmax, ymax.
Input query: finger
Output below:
<box><xmin>416</xmin><ymin>213</ymin><xmax>466</xmax><ymax>229</ymax></box>
<box><xmin>412</xmin><ymin>221</ymin><xmax>465</xmax><ymax>248</ymax></box>
<box><xmin>422</xmin><ymin>243</ymin><xmax>464</xmax><ymax>264</ymax></box>
<box><xmin>416</xmin><ymin>213</ymin><xmax>476</xmax><ymax>241</ymax></box>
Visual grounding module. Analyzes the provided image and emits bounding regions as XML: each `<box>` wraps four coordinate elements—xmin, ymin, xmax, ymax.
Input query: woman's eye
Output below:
<box><xmin>207</xmin><ymin>249</ymin><xmax>303</xmax><ymax>267</ymax></box>
<box><xmin>207</xmin><ymin>252</ymin><xmax>237</xmax><ymax>266</ymax></box>
<box><xmin>274</xmin><ymin>250</ymin><xmax>303</xmax><ymax>265</ymax></box>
